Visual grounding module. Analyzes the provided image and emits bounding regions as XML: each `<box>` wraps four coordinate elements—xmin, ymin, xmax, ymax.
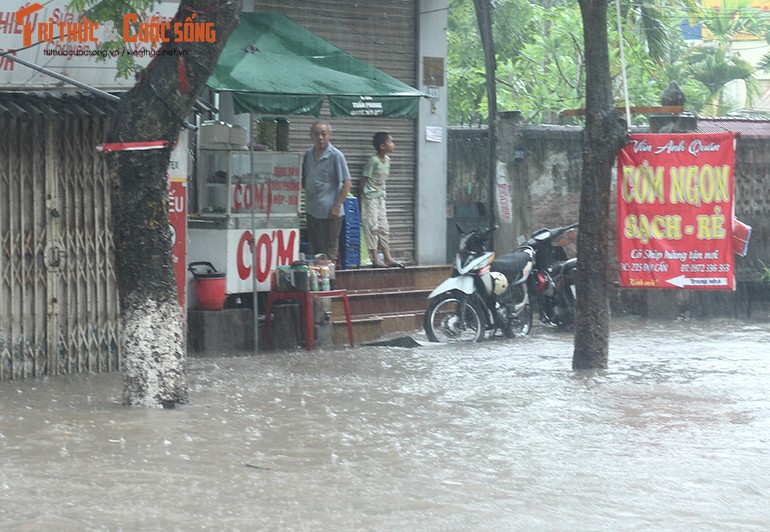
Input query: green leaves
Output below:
<box><xmin>449</xmin><ymin>0</ymin><xmax>769</xmax><ymax>124</ymax></box>
<box><xmin>67</xmin><ymin>0</ymin><xmax>160</xmax><ymax>79</ymax></box>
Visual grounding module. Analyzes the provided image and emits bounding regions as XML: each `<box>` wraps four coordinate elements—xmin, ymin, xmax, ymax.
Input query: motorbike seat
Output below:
<box><xmin>549</xmin><ymin>257</ymin><xmax>577</xmax><ymax>277</ymax></box>
<box><xmin>491</xmin><ymin>250</ymin><xmax>532</xmax><ymax>284</ymax></box>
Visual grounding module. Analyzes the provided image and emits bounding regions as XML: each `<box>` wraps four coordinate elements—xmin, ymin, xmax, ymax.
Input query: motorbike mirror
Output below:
<box><xmin>455</xmin><ymin>221</ymin><xmax>465</xmax><ymax>235</ymax></box>
<box><xmin>476</xmin><ymin>202</ymin><xmax>487</xmax><ymax>217</ymax></box>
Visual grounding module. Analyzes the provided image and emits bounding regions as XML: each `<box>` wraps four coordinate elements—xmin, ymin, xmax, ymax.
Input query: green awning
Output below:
<box><xmin>207</xmin><ymin>13</ymin><xmax>426</xmax><ymax>118</ymax></box>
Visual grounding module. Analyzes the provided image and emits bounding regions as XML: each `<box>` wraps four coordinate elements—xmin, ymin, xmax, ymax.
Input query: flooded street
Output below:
<box><xmin>2</xmin><ymin>317</ymin><xmax>770</xmax><ymax>531</ymax></box>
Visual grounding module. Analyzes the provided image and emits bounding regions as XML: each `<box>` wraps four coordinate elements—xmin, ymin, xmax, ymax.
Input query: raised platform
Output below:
<box><xmin>329</xmin><ymin>265</ymin><xmax>452</xmax><ymax>346</ymax></box>
<box><xmin>187</xmin><ymin>264</ymin><xmax>453</xmax><ymax>354</ymax></box>
<box><xmin>188</xmin><ymin>308</ymin><xmax>258</xmax><ymax>355</ymax></box>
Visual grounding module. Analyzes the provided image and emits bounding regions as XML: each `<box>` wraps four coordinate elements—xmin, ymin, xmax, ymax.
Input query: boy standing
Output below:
<box><xmin>360</xmin><ymin>132</ymin><xmax>403</xmax><ymax>268</ymax></box>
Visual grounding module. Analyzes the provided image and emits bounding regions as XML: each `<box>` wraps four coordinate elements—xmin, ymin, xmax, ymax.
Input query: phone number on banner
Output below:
<box><xmin>619</xmin><ymin>262</ymin><xmax>731</xmax><ymax>273</ymax></box>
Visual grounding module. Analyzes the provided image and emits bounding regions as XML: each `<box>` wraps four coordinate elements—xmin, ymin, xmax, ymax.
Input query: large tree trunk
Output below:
<box><xmin>106</xmin><ymin>0</ymin><xmax>241</xmax><ymax>407</ymax></box>
<box><xmin>573</xmin><ymin>0</ymin><xmax>627</xmax><ymax>370</ymax></box>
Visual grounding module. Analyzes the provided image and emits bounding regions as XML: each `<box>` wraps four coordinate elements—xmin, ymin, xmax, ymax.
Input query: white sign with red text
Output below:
<box><xmin>495</xmin><ymin>161</ymin><xmax>513</xmax><ymax>224</ymax></box>
<box><xmin>187</xmin><ymin>227</ymin><xmax>299</xmax><ymax>296</ymax></box>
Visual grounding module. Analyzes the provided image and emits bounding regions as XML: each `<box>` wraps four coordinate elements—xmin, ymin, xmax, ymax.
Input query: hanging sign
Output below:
<box><xmin>167</xmin><ymin>133</ymin><xmax>188</xmax><ymax>309</ymax></box>
<box><xmin>328</xmin><ymin>95</ymin><xmax>419</xmax><ymax>118</ymax></box>
<box><xmin>616</xmin><ymin>133</ymin><xmax>736</xmax><ymax>290</ymax></box>
<box><xmin>495</xmin><ymin>161</ymin><xmax>513</xmax><ymax>224</ymax></box>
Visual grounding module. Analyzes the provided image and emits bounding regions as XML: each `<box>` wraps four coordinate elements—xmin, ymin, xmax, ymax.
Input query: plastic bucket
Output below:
<box><xmin>188</xmin><ymin>262</ymin><xmax>226</xmax><ymax>311</ymax></box>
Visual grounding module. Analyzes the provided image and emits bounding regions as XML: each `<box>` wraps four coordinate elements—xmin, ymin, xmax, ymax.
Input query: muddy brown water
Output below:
<box><xmin>1</xmin><ymin>317</ymin><xmax>769</xmax><ymax>530</ymax></box>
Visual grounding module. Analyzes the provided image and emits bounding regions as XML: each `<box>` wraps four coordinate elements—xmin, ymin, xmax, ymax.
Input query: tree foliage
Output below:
<box><xmin>687</xmin><ymin>0</ymin><xmax>769</xmax><ymax>114</ymax></box>
<box><xmin>67</xmin><ymin>0</ymin><xmax>158</xmax><ymax>78</ymax></box>
<box><xmin>449</xmin><ymin>0</ymin><xmax>770</xmax><ymax>124</ymax></box>
<box><xmin>448</xmin><ymin>0</ymin><xmax>535</xmax><ymax>124</ymax></box>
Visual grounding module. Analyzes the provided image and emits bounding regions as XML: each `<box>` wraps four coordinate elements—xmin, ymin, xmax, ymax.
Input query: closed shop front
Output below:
<box><xmin>241</xmin><ymin>1</ymin><xmax>419</xmax><ymax>260</ymax></box>
<box><xmin>0</xmin><ymin>92</ymin><xmax>120</xmax><ymax>381</ymax></box>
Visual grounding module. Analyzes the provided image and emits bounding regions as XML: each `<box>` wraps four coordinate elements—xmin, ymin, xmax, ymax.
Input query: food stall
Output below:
<box><xmin>186</xmin><ymin>11</ymin><xmax>425</xmax><ymax>308</ymax></box>
<box><xmin>187</xmin><ymin>121</ymin><xmax>301</xmax><ymax>304</ymax></box>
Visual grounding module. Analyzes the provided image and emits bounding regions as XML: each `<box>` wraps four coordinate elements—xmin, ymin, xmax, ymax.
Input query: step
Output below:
<box><xmin>335</xmin><ymin>265</ymin><xmax>452</xmax><ymax>292</ymax></box>
<box><xmin>330</xmin><ymin>288</ymin><xmax>432</xmax><ymax>317</ymax></box>
<box><xmin>296</xmin><ymin>264</ymin><xmax>452</xmax><ymax>348</ymax></box>
<box><xmin>332</xmin><ymin>312</ymin><xmax>424</xmax><ymax>346</ymax></box>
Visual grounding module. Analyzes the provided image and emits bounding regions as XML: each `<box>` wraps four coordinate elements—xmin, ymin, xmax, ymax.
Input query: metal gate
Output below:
<box><xmin>0</xmin><ymin>92</ymin><xmax>120</xmax><ymax>381</ymax></box>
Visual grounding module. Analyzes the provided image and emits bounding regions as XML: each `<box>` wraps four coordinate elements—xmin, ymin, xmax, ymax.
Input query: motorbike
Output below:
<box><xmin>423</xmin><ymin>205</ymin><xmax>533</xmax><ymax>343</ymax></box>
<box><xmin>517</xmin><ymin>222</ymin><xmax>579</xmax><ymax>328</ymax></box>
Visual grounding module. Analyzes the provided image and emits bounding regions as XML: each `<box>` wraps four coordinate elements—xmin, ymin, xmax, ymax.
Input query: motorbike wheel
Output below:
<box><xmin>424</xmin><ymin>293</ymin><xmax>485</xmax><ymax>343</ymax></box>
<box><xmin>561</xmin><ymin>279</ymin><xmax>577</xmax><ymax>327</ymax></box>
<box><xmin>501</xmin><ymin>285</ymin><xmax>532</xmax><ymax>338</ymax></box>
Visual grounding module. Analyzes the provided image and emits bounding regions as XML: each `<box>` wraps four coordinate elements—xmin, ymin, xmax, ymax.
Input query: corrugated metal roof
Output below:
<box><xmin>0</xmin><ymin>91</ymin><xmax>116</xmax><ymax>118</ymax></box>
<box><xmin>697</xmin><ymin>117</ymin><xmax>770</xmax><ymax>139</ymax></box>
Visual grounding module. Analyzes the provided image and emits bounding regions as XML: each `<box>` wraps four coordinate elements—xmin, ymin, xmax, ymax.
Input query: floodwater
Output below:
<box><xmin>1</xmin><ymin>318</ymin><xmax>769</xmax><ymax>531</ymax></box>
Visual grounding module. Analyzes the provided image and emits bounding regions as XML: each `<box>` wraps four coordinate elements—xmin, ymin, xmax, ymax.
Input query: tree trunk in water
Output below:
<box><xmin>573</xmin><ymin>0</ymin><xmax>628</xmax><ymax>370</ymax></box>
<box><xmin>107</xmin><ymin>0</ymin><xmax>241</xmax><ymax>407</ymax></box>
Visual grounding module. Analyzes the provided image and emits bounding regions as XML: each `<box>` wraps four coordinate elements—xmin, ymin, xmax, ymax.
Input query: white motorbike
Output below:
<box><xmin>424</xmin><ymin>205</ymin><xmax>533</xmax><ymax>343</ymax></box>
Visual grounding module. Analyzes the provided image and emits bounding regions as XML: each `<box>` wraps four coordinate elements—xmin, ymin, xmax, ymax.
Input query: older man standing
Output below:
<box><xmin>302</xmin><ymin>121</ymin><xmax>352</xmax><ymax>262</ymax></box>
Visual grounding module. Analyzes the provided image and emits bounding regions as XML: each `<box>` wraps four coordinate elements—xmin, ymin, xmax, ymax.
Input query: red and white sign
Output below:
<box><xmin>168</xmin><ymin>179</ymin><xmax>187</xmax><ymax>307</ymax></box>
<box><xmin>617</xmin><ymin>133</ymin><xmax>736</xmax><ymax>290</ymax></box>
<box><xmin>229</xmin><ymin>228</ymin><xmax>298</xmax><ymax>292</ymax></box>
<box><xmin>187</xmin><ymin>228</ymin><xmax>298</xmax><ymax>295</ymax></box>
<box><xmin>167</xmin><ymin>133</ymin><xmax>188</xmax><ymax>308</ymax></box>
<box><xmin>495</xmin><ymin>161</ymin><xmax>513</xmax><ymax>224</ymax></box>
<box><xmin>230</xmin><ymin>177</ymin><xmax>301</xmax><ymax>214</ymax></box>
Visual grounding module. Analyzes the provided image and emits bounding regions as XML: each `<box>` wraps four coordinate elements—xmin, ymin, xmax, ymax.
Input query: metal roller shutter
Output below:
<box><xmin>248</xmin><ymin>1</ymin><xmax>418</xmax><ymax>262</ymax></box>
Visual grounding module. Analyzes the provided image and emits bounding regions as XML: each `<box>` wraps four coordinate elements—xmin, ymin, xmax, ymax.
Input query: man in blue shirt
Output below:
<box><xmin>302</xmin><ymin>121</ymin><xmax>352</xmax><ymax>262</ymax></box>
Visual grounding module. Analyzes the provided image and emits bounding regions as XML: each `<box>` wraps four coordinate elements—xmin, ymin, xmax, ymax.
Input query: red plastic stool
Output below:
<box><xmin>264</xmin><ymin>289</ymin><xmax>354</xmax><ymax>350</ymax></box>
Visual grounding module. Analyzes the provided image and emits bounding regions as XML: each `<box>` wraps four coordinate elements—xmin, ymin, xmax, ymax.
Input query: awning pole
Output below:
<box><xmin>213</xmin><ymin>92</ymin><xmax>221</xmax><ymax>121</ymax></box>
<box><xmin>250</xmin><ymin>137</ymin><xmax>260</xmax><ymax>355</ymax></box>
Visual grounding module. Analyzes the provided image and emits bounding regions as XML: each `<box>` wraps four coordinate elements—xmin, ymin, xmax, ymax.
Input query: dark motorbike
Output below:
<box><xmin>514</xmin><ymin>223</ymin><xmax>579</xmax><ymax>328</ymax></box>
<box><xmin>424</xmin><ymin>205</ymin><xmax>533</xmax><ymax>343</ymax></box>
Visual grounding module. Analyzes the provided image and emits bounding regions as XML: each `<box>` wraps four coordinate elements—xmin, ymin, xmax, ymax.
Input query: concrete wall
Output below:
<box><xmin>416</xmin><ymin>0</ymin><xmax>449</xmax><ymax>265</ymax></box>
<box><xmin>497</xmin><ymin>115</ymin><xmax>583</xmax><ymax>253</ymax></box>
<box><xmin>454</xmin><ymin>117</ymin><xmax>584</xmax><ymax>257</ymax></box>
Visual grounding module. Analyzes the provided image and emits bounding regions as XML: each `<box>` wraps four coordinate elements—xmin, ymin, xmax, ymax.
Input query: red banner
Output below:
<box><xmin>169</xmin><ymin>178</ymin><xmax>187</xmax><ymax>307</ymax></box>
<box><xmin>617</xmin><ymin>133</ymin><xmax>736</xmax><ymax>290</ymax></box>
